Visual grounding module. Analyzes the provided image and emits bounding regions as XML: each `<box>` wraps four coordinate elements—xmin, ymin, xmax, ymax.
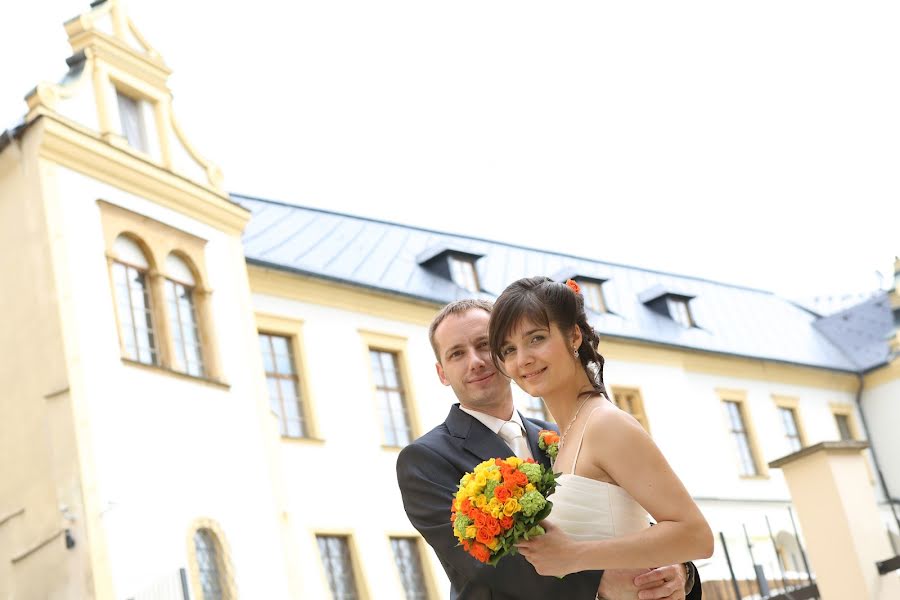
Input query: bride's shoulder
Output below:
<box><xmin>584</xmin><ymin>399</ymin><xmax>647</xmax><ymax>441</ymax></box>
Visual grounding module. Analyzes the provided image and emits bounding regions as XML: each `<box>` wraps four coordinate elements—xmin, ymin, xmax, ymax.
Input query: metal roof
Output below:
<box><xmin>236</xmin><ymin>193</ymin><xmax>876</xmax><ymax>372</ymax></box>
<box><xmin>813</xmin><ymin>292</ymin><xmax>893</xmax><ymax>371</ymax></box>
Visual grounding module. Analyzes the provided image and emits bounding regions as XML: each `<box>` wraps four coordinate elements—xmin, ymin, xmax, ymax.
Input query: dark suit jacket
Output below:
<box><xmin>397</xmin><ymin>404</ymin><xmax>702</xmax><ymax>600</ymax></box>
<box><xmin>396</xmin><ymin>404</ymin><xmax>603</xmax><ymax>599</ymax></box>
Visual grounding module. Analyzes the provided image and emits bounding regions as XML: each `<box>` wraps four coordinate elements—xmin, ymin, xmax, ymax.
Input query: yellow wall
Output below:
<box><xmin>0</xmin><ymin>125</ymin><xmax>94</xmax><ymax>597</ymax></box>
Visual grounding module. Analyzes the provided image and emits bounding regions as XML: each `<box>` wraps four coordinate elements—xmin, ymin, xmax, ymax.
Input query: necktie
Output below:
<box><xmin>498</xmin><ymin>422</ymin><xmax>532</xmax><ymax>460</ymax></box>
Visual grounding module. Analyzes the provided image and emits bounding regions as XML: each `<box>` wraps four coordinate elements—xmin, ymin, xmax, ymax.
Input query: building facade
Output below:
<box><xmin>2</xmin><ymin>2</ymin><xmax>898</xmax><ymax>598</ymax></box>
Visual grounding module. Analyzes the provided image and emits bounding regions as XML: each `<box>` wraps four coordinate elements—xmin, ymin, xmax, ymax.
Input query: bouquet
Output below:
<box><xmin>537</xmin><ymin>429</ymin><xmax>560</xmax><ymax>461</ymax></box>
<box><xmin>450</xmin><ymin>456</ymin><xmax>557</xmax><ymax>565</ymax></box>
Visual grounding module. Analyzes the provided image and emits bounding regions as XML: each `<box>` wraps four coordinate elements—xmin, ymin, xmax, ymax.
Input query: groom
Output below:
<box><xmin>396</xmin><ymin>299</ymin><xmax>700</xmax><ymax>599</ymax></box>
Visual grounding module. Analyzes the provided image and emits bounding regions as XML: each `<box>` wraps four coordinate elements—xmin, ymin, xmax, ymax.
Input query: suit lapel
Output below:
<box><xmin>446</xmin><ymin>404</ymin><xmax>515</xmax><ymax>463</ymax></box>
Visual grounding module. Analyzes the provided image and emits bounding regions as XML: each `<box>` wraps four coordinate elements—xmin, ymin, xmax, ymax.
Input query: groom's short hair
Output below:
<box><xmin>428</xmin><ymin>299</ymin><xmax>494</xmax><ymax>362</ymax></box>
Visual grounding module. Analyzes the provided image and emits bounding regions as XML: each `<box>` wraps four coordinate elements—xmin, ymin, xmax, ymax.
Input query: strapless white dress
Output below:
<box><xmin>545</xmin><ymin>405</ymin><xmax>651</xmax><ymax>540</ymax></box>
<box><xmin>546</xmin><ymin>474</ymin><xmax>651</xmax><ymax>540</ymax></box>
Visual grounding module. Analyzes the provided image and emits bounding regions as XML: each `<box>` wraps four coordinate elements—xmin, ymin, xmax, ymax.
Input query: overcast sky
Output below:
<box><xmin>4</xmin><ymin>1</ymin><xmax>899</xmax><ymax>305</ymax></box>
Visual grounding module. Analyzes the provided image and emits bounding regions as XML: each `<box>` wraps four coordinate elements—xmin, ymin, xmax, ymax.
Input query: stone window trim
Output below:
<box><xmin>254</xmin><ymin>313</ymin><xmax>322</xmax><ymax>442</ymax></box>
<box><xmin>314</xmin><ymin>531</ymin><xmax>371</xmax><ymax>600</ymax></box>
<box><xmin>185</xmin><ymin>517</ymin><xmax>238</xmax><ymax>600</ymax></box>
<box><xmin>387</xmin><ymin>534</ymin><xmax>438</xmax><ymax>600</ymax></box>
<box><xmin>772</xmin><ymin>395</ymin><xmax>809</xmax><ymax>451</ymax></box>
<box><xmin>358</xmin><ymin>329</ymin><xmax>421</xmax><ymax>449</ymax></box>
<box><xmin>610</xmin><ymin>386</ymin><xmax>651</xmax><ymax>434</ymax></box>
<box><xmin>716</xmin><ymin>388</ymin><xmax>769</xmax><ymax>479</ymax></box>
<box><xmin>98</xmin><ymin>200</ymin><xmax>223</xmax><ymax>382</ymax></box>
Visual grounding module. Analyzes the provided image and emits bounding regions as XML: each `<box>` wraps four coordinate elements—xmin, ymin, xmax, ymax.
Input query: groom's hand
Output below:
<box><xmin>633</xmin><ymin>564</ymin><xmax>688</xmax><ymax>600</ymax></box>
<box><xmin>596</xmin><ymin>568</ymin><xmax>650</xmax><ymax>600</ymax></box>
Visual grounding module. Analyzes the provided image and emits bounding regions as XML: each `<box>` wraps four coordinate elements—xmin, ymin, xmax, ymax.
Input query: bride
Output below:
<box><xmin>487</xmin><ymin>276</ymin><xmax>713</xmax><ymax>579</ymax></box>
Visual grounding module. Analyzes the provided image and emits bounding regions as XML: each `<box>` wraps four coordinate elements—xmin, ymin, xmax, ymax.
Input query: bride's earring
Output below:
<box><xmin>573</xmin><ymin>348</ymin><xmax>579</xmax><ymax>358</ymax></box>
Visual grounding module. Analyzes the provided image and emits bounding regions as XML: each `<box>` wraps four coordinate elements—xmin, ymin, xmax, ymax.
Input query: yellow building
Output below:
<box><xmin>2</xmin><ymin>2</ymin><xmax>899</xmax><ymax>599</ymax></box>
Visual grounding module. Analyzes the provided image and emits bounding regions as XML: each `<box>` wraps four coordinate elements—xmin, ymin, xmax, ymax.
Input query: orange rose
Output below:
<box><xmin>500</xmin><ymin>516</ymin><xmax>514</xmax><ymax>530</ymax></box>
<box><xmin>494</xmin><ymin>485</ymin><xmax>512</xmax><ymax>502</ymax></box>
<box><xmin>565</xmin><ymin>279</ymin><xmax>581</xmax><ymax>294</ymax></box>
<box><xmin>476</xmin><ymin>527</ymin><xmax>494</xmax><ymax>545</ymax></box>
<box><xmin>471</xmin><ymin>542</ymin><xmax>491</xmax><ymax>563</ymax></box>
<box><xmin>473</xmin><ymin>510</ymin><xmax>488</xmax><ymax>529</ymax></box>
<box><xmin>512</xmin><ymin>470</ymin><xmax>528</xmax><ymax>487</ymax></box>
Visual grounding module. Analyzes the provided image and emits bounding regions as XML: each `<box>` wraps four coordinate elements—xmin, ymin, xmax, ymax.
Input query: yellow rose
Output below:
<box><xmin>475</xmin><ymin>472</ymin><xmax>488</xmax><ymax>487</ymax></box>
<box><xmin>465</xmin><ymin>525</ymin><xmax>478</xmax><ymax>539</ymax></box>
<box><xmin>474</xmin><ymin>495</ymin><xmax>487</xmax><ymax>508</ymax></box>
<box><xmin>503</xmin><ymin>499</ymin><xmax>520</xmax><ymax>517</ymax></box>
<box><xmin>491</xmin><ymin>506</ymin><xmax>502</xmax><ymax>519</ymax></box>
<box><xmin>461</xmin><ymin>474</ymin><xmax>472</xmax><ymax>486</ymax></box>
<box><xmin>487</xmin><ymin>538</ymin><xmax>501</xmax><ymax>551</ymax></box>
<box><xmin>488</xmin><ymin>469</ymin><xmax>502</xmax><ymax>482</ymax></box>
<box><xmin>513</xmin><ymin>487</ymin><xmax>525</xmax><ymax>499</ymax></box>
<box><xmin>507</xmin><ymin>457</ymin><xmax>523</xmax><ymax>468</ymax></box>
<box><xmin>525</xmin><ymin>483</ymin><xmax>536</xmax><ymax>493</ymax></box>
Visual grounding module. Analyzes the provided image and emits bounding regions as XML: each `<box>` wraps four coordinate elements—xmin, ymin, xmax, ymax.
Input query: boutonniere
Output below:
<box><xmin>537</xmin><ymin>429</ymin><xmax>560</xmax><ymax>461</ymax></box>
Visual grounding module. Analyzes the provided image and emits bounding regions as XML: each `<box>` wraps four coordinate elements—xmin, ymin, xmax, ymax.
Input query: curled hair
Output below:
<box><xmin>488</xmin><ymin>276</ymin><xmax>607</xmax><ymax>398</ymax></box>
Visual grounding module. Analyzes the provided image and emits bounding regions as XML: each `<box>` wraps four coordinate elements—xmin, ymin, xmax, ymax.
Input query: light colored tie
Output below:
<box><xmin>498</xmin><ymin>422</ymin><xmax>532</xmax><ymax>460</ymax></box>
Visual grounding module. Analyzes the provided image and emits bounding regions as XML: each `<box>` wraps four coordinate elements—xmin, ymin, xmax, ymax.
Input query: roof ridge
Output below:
<box><xmin>231</xmin><ymin>192</ymin><xmax>776</xmax><ymax>296</ymax></box>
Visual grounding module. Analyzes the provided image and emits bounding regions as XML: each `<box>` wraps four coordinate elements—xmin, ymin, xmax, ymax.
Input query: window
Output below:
<box><xmin>166</xmin><ymin>254</ymin><xmax>204</xmax><ymax>377</ymax></box>
<box><xmin>448</xmin><ymin>255</ymin><xmax>480</xmax><ymax>293</ymax></box>
<box><xmin>390</xmin><ymin>537</ymin><xmax>429</xmax><ymax>600</ymax></box>
<box><xmin>518</xmin><ymin>395</ymin><xmax>547</xmax><ymax>421</ymax></box>
<box><xmin>723</xmin><ymin>399</ymin><xmax>760</xmax><ymax>477</ymax></box>
<box><xmin>835</xmin><ymin>414</ymin><xmax>854</xmax><ymax>441</ymax></box>
<box><xmin>667</xmin><ymin>297</ymin><xmax>694</xmax><ymax>327</ymax></box>
<box><xmin>193</xmin><ymin>528</ymin><xmax>225</xmax><ymax>600</ymax></box>
<box><xmin>116</xmin><ymin>90</ymin><xmax>148</xmax><ymax>152</ymax></box>
<box><xmin>259</xmin><ymin>333</ymin><xmax>307</xmax><ymax>438</ymax></box>
<box><xmin>370</xmin><ymin>349</ymin><xmax>413</xmax><ymax>446</ymax></box>
<box><xmin>100</xmin><ymin>201</ymin><xmax>221</xmax><ymax>382</ymax></box>
<box><xmin>778</xmin><ymin>406</ymin><xmax>803</xmax><ymax>452</ymax></box>
<box><xmin>578</xmin><ymin>279</ymin><xmax>608</xmax><ymax>314</ymax></box>
<box><xmin>317</xmin><ymin>536</ymin><xmax>361</xmax><ymax>600</ymax></box>
<box><xmin>111</xmin><ymin>235</ymin><xmax>158</xmax><ymax>365</ymax></box>
<box><xmin>611</xmin><ymin>387</ymin><xmax>650</xmax><ymax>433</ymax></box>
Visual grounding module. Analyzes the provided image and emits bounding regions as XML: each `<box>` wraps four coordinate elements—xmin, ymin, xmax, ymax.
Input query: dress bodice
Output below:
<box><xmin>546</xmin><ymin>404</ymin><xmax>650</xmax><ymax>540</ymax></box>
<box><xmin>546</xmin><ymin>474</ymin><xmax>650</xmax><ymax>540</ymax></box>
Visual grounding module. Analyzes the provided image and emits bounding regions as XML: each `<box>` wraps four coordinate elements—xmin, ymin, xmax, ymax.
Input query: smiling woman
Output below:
<box><xmin>488</xmin><ymin>276</ymin><xmax>713</xmax><ymax>585</ymax></box>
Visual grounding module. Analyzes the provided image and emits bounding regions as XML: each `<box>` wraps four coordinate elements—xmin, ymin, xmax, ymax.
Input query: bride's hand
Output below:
<box><xmin>515</xmin><ymin>520</ymin><xmax>581</xmax><ymax>577</ymax></box>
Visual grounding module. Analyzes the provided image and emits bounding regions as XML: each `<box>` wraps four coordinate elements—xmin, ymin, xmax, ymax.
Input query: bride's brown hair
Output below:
<box><xmin>488</xmin><ymin>276</ymin><xmax>608</xmax><ymax>399</ymax></box>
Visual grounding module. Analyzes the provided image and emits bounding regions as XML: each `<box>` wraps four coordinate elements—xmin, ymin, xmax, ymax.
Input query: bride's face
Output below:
<box><xmin>498</xmin><ymin>317</ymin><xmax>579</xmax><ymax>398</ymax></box>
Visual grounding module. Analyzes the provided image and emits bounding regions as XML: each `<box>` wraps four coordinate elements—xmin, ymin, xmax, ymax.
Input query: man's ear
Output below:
<box><xmin>436</xmin><ymin>362</ymin><xmax>451</xmax><ymax>386</ymax></box>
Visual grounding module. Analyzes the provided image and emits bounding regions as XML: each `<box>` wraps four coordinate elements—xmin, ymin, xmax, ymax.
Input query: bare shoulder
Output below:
<box><xmin>584</xmin><ymin>399</ymin><xmax>647</xmax><ymax>441</ymax></box>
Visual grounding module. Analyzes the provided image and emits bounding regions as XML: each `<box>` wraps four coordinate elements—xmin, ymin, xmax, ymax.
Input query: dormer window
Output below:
<box><xmin>115</xmin><ymin>90</ymin><xmax>148</xmax><ymax>152</ymax></box>
<box><xmin>639</xmin><ymin>284</ymin><xmax>696</xmax><ymax>328</ymax></box>
<box><xmin>448</xmin><ymin>255</ymin><xmax>480</xmax><ymax>293</ymax></box>
<box><xmin>417</xmin><ymin>246</ymin><xmax>484</xmax><ymax>293</ymax></box>
<box><xmin>577</xmin><ymin>279</ymin><xmax>608</xmax><ymax>314</ymax></box>
<box><xmin>667</xmin><ymin>297</ymin><xmax>694</xmax><ymax>327</ymax></box>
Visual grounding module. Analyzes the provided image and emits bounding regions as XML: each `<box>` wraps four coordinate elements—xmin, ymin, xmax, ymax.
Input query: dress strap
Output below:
<box><xmin>571</xmin><ymin>405</ymin><xmax>604</xmax><ymax>476</ymax></box>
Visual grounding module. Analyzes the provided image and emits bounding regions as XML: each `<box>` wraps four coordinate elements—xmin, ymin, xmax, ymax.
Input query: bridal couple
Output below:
<box><xmin>396</xmin><ymin>277</ymin><xmax>713</xmax><ymax>599</ymax></box>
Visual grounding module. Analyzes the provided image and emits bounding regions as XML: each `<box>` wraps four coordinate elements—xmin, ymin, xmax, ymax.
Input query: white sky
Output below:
<box><xmin>4</xmin><ymin>0</ymin><xmax>899</xmax><ymax>303</ymax></box>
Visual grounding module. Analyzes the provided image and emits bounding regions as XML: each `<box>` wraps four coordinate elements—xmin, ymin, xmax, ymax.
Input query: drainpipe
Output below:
<box><xmin>854</xmin><ymin>372</ymin><xmax>900</xmax><ymax>543</ymax></box>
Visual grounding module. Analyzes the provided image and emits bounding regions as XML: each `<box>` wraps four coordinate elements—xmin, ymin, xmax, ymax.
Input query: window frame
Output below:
<box><xmin>387</xmin><ymin>534</ymin><xmax>437</xmax><ymax>600</ymax></box>
<box><xmin>772</xmin><ymin>395</ymin><xmax>808</xmax><ymax>453</ymax></box>
<box><xmin>185</xmin><ymin>518</ymin><xmax>237</xmax><ymax>600</ymax></box>
<box><xmin>358</xmin><ymin>330</ymin><xmax>420</xmax><ymax>449</ymax></box>
<box><xmin>577</xmin><ymin>278</ymin><xmax>609</xmax><ymax>314</ymax></box>
<box><xmin>447</xmin><ymin>254</ymin><xmax>480</xmax><ymax>293</ymax></box>
<box><xmin>99</xmin><ymin>200</ymin><xmax>223</xmax><ymax>384</ymax></box>
<box><xmin>829</xmin><ymin>403</ymin><xmax>860</xmax><ymax>441</ymax></box>
<box><xmin>164</xmin><ymin>256</ymin><xmax>205</xmax><ymax>377</ymax></box>
<box><xmin>110</xmin><ymin>244</ymin><xmax>160</xmax><ymax>367</ymax></box>
<box><xmin>314</xmin><ymin>531</ymin><xmax>370</xmax><ymax>600</ymax></box>
<box><xmin>717</xmin><ymin>389</ymin><xmax>767</xmax><ymax>479</ymax></box>
<box><xmin>255</xmin><ymin>313</ymin><xmax>321</xmax><ymax>442</ymax></box>
<box><xmin>610</xmin><ymin>386</ymin><xmax>651</xmax><ymax>434</ymax></box>
<box><xmin>666</xmin><ymin>296</ymin><xmax>694</xmax><ymax>328</ymax></box>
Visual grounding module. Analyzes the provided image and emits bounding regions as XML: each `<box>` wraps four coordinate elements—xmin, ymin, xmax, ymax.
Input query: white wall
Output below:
<box><xmin>50</xmin><ymin>165</ymin><xmax>292</xmax><ymax>599</ymax></box>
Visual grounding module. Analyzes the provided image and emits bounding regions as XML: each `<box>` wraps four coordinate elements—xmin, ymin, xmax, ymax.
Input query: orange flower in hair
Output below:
<box><xmin>565</xmin><ymin>279</ymin><xmax>581</xmax><ymax>294</ymax></box>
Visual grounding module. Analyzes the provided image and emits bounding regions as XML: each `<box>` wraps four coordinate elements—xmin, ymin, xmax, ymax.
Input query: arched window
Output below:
<box><xmin>112</xmin><ymin>235</ymin><xmax>158</xmax><ymax>365</ymax></box>
<box><xmin>165</xmin><ymin>254</ymin><xmax>204</xmax><ymax>377</ymax></box>
<box><xmin>193</xmin><ymin>528</ymin><xmax>225</xmax><ymax>600</ymax></box>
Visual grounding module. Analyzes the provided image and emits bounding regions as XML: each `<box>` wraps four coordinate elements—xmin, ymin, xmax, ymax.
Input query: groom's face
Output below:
<box><xmin>433</xmin><ymin>309</ymin><xmax>511</xmax><ymax>412</ymax></box>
